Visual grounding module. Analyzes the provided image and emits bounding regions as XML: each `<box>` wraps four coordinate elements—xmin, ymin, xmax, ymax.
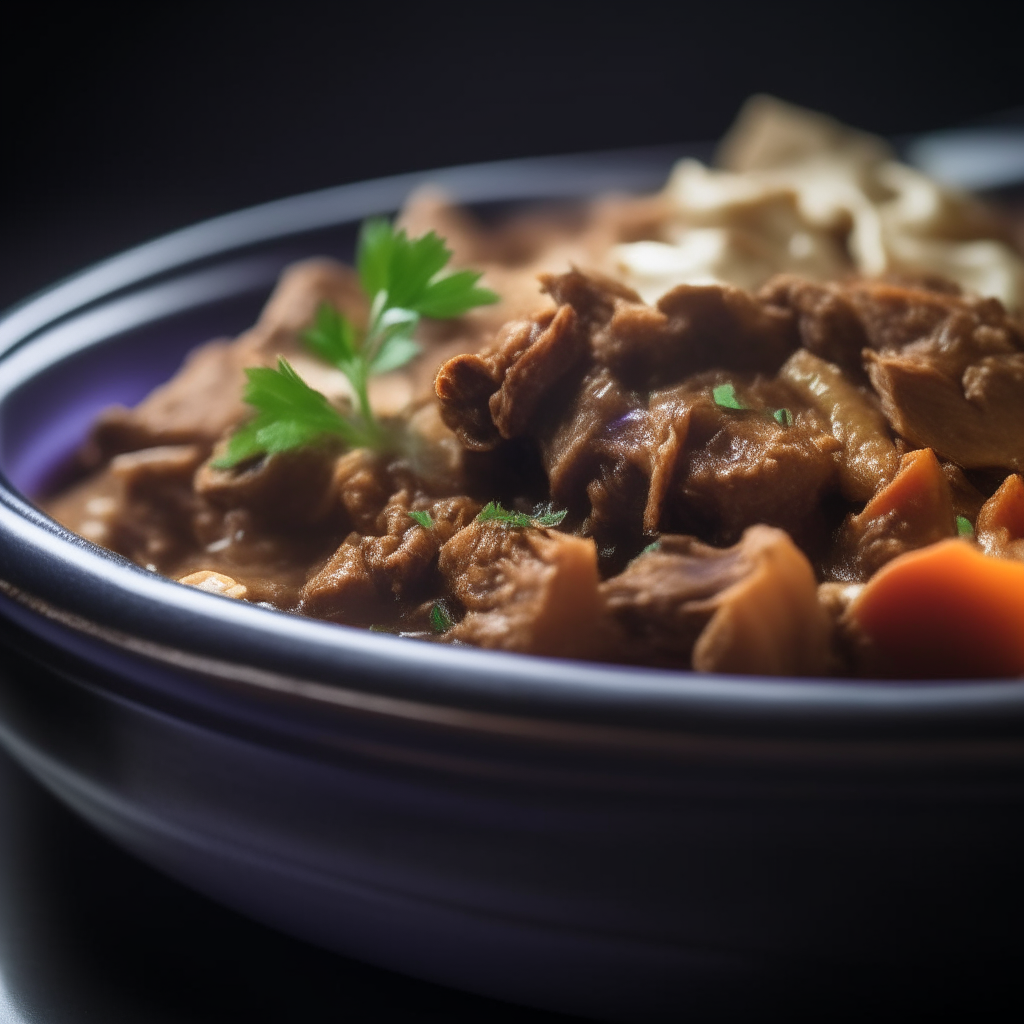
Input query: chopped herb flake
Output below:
<box><xmin>713</xmin><ymin>382</ymin><xmax>747</xmax><ymax>410</ymax></box>
<box><xmin>534</xmin><ymin>508</ymin><xmax>569</xmax><ymax>527</ymax></box>
<box><xmin>641</xmin><ymin>541</ymin><xmax>661</xmax><ymax>555</ymax></box>
<box><xmin>429</xmin><ymin>602</ymin><xmax>453</xmax><ymax>634</ymax></box>
<box><xmin>773</xmin><ymin>407</ymin><xmax>793</xmax><ymax>426</ymax></box>
<box><xmin>476</xmin><ymin>501</ymin><xmax>567</xmax><ymax>529</ymax></box>
<box><xmin>407</xmin><ymin>510</ymin><xmax>435</xmax><ymax>529</ymax></box>
<box><xmin>956</xmin><ymin>515</ymin><xmax>975</xmax><ymax>537</ymax></box>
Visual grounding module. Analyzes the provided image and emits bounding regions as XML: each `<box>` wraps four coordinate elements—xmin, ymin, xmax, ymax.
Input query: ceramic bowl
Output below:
<box><xmin>2</xmin><ymin>147</ymin><xmax>1024</xmax><ymax>1023</ymax></box>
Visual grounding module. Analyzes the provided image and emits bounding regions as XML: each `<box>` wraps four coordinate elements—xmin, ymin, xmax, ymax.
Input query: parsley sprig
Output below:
<box><xmin>215</xmin><ymin>219</ymin><xmax>498</xmax><ymax>468</ymax></box>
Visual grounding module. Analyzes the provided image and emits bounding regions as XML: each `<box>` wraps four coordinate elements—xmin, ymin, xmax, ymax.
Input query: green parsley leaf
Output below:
<box><xmin>357</xmin><ymin>220</ymin><xmax>498</xmax><ymax>317</ymax></box>
<box><xmin>213</xmin><ymin>359</ymin><xmax>363</xmax><ymax>468</ymax></box>
<box><xmin>358</xmin><ymin>221</ymin><xmax>447</xmax><ymax>310</ymax></box>
<box><xmin>415</xmin><ymin>269</ymin><xmax>499</xmax><ymax>319</ymax></box>
<box><xmin>956</xmin><ymin>515</ymin><xmax>975</xmax><ymax>537</ymax></box>
<box><xmin>356</xmin><ymin>218</ymin><xmax>398</xmax><ymax>300</ymax></box>
<box><xmin>363</xmin><ymin>305</ymin><xmax>420</xmax><ymax>376</ymax></box>
<box><xmin>476</xmin><ymin>500</ymin><xmax>533</xmax><ymax>528</ymax></box>
<box><xmin>713</xmin><ymin>382</ymin><xmax>747</xmax><ymax>410</ymax></box>
<box><xmin>429</xmin><ymin>601</ymin><xmax>454</xmax><ymax>634</ymax></box>
<box><xmin>534</xmin><ymin>508</ymin><xmax>568</xmax><ymax>527</ymax></box>
<box><xmin>302</xmin><ymin>303</ymin><xmax>359</xmax><ymax>371</ymax></box>
<box><xmin>773</xmin><ymin>407</ymin><xmax>793</xmax><ymax>426</ymax></box>
<box><xmin>369</xmin><ymin>332</ymin><xmax>420</xmax><ymax>375</ymax></box>
<box><xmin>224</xmin><ymin>219</ymin><xmax>499</xmax><ymax>464</ymax></box>
<box><xmin>408</xmin><ymin>510</ymin><xmax>435</xmax><ymax>529</ymax></box>
<box><xmin>476</xmin><ymin>501</ymin><xmax>567</xmax><ymax>529</ymax></box>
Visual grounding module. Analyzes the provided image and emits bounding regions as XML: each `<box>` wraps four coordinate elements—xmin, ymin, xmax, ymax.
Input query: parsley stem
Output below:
<box><xmin>351</xmin><ymin>361</ymin><xmax>375</xmax><ymax>431</ymax></box>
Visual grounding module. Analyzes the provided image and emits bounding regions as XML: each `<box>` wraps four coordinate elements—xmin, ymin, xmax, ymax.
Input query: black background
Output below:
<box><xmin>3</xmin><ymin>7</ymin><xmax>1024</xmax><ymax>314</ymax></box>
<box><xmin>3</xmin><ymin>7</ymin><xmax>1024</xmax><ymax>1021</ymax></box>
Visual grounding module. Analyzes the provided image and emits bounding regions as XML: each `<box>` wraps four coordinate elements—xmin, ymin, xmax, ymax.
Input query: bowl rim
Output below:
<box><xmin>3</xmin><ymin>145</ymin><xmax>1024</xmax><ymax>739</ymax></box>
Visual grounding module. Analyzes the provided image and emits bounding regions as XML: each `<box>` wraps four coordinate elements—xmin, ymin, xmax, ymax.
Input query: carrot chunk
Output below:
<box><xmin>857</xmin><ymin>447</ymin><xmax>950</xmax><ymax>525</ymax></box>
<box><xmin>977</xmin><ymin>474</ymin><xmax>1024</xmax><ymax>560</ymax></box>
<box><xmin>832</xmin><ymin>447</ymin><xmax>955</xmax><ymax>580</ymax></box>
<box><xmin>847</xmin><ymin>539</ymin><xmax>1024</xmax><ymax>678</ymax></box>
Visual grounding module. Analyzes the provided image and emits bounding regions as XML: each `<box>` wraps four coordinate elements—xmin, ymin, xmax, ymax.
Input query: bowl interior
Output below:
<box><xmin>3</xmin><ymin>149</ymin><xmax>1024</xmax><ymax>735</ymax></box>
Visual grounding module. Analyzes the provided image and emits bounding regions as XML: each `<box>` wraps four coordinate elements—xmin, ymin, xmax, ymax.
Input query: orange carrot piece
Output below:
<box><xmin>977</xmin><ymin>474</ymin><xmax>1024</xmax><ymax>540</ymax></box>
<box><xmin>848</xmin><ymin>539</ymin><xmax>1024</xmax><ymax>678</ymax></box>
<box><xmin>857</xmin><ymin>447</ymin><xmax>950</xmax><ymax>525</ymax></box>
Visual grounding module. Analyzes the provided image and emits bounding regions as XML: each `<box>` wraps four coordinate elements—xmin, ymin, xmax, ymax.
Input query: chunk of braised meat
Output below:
<box><xmin>436</xmin><ymin>304</ymin><xmax>588</xmax><ymax>451</ymax></box>
<box><xmin>591</xmin><ymin>280</ymin><xmax>797</xmax><ymax>389</ymax></box>
<box><xmin>487</xmin><ymin>306</ymin><xmax>587</xmax><ymax>440</ymax></box>
<box><xmin>433</xmin><ymin>350</ymin><xmax>504</xmax><ymax>451</ymax></box>
<box><xmin>195</xmin><ymin>445</ymin><xmax>341</xmax><ymax>530</ymax></box>
<box><xmin>541</xmin><ymin>367</ymin><xmax>639</xmax><ymax>506</ymax></box>
<box><xmin>649</xmin><ymin>381</ymin><xmax>841</xmax><ymax>550</ymax></box>
<box><xmin>601</xmin><ymin>526</ymin><xmax>829</xmax><ymax>675</ymax></box>
<box><xmin>540</xmin><ymin>267</ymin><xmax>798</xmax><ymax>388</ymax></box>
<box><xmin>437</xmin><ymin>521</ymin><xmax>610</xmax><ymax>659</ymax></box>
<box><xmin>829</xmin><ymin>448</ymin><xmax>955</xmax><ymax>582</ymax></box>
<box><xmin>104</xmin><ymin>445</ymin><xmax>207</xmax><ymax>568</ymax></box>
<box><xmin>323</xmin><ymin>426</ymin><xmax>470</xmax><ymax>537</ymax></box>
<box><xmin>829</xmin><ymin>281</ymin><xmax>1024</xmax><ymax>472</ymax></box>
<box><xmin>47</xmin><ymin>444</ymin><xmax>205</xmax><ymax>571</ymax></box>
<box><xmin>540</xmin><ymin>368</ymin><xmax>647</xmax><ymax>552</ymax></box>
<box><xmin>328</xmin><ymin>448</ymin><xmax>397</xmax><ymax>533</ymax></box>
<box><xmin>868</xmin><ymin>348</ymin><xmax>1024</xmax><ymax>472</ymax></box>
<box><xmin>976</xmin><ymin>474</ymin><xmax>1024</xmax><ymax>561</ymax></box>
<box><xmin>189</xmin><ymin>441</ymin><xmax>451</xmax><ymax>609</ymax></box>
<box><xmin>816</xmin><ymin>581</ymin><xmax>866</xmax><ymax>675</ymax></box>
<box><xmin>436</xmin><ymin>269</ymin><xmax>821</xmax><ymax>550</ymax></box>
<box><xmin>83</xmin><ymin>342</ymin><xmax>247</xmax><ymax>466</ymax></box>
<box><xmin>301</xmin><ymin>494</ymin><xmax>479</xmax><ymax>624</ymax></box>
<box><xmin>762</xmin><ymin>277</ymin><xmax>1024</xmax><ymax>475</ymax></box>
<box><xmin>758</xmin><ymin>276</ymin><xmax>870</xmax><ymax>375</ymax></box>
<box><xmin>762</xmin><ymin>276</ymin><xmax>979</xmax><ymax>371</ymax></box>
<box><xmin>436</xmin><ymin>268</ymin><xmax>801</xmax><ymax>448</ymax></box>
<box><xmin>761</xmin><ymin>275</ymin><xmax>1024</xmax><ymax>474</ymax></box>
<box><xmin>843</xmin><ymin>280</ymin><xmax>1009</xmax><ymax>353</ymax></box>
<box><xmin>540</xmin><ymin>266</ymin><xmax>644</xmax><ymax>328</ymax></box>
<box><xmin>186</xmin><ymin>445</ymin><xmax>349</xmax><ymax>604</ymax></box>
<box><xmin>83</xmin><ymin>260</ymin><xmax>368</xmax><ymax>467</ymax></box>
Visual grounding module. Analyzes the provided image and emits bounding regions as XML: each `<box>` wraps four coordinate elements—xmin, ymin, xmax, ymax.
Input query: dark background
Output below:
<box><xmin>3</xmin><ymin>8</ymin><xmax>1024</xmax><ymax>314</ymax></box>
